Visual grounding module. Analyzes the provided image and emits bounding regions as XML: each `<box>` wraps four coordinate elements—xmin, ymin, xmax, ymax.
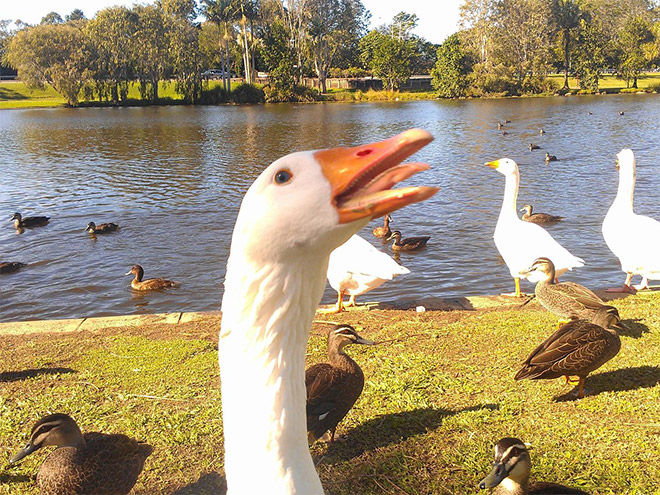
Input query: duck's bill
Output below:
<box><xmin>10</xmin><ymin>443</ymin><xmax>37</xmax><ymax>464</ymax></box>
<box><xmin>314</xmin><ymin>128</ymin><xmax>438</xmax><ymax>224</ymax></box>
<box><xmin>478</xmin><ymin>462</ymin><xmax>507</xmax><ymax>489</ymax></box>
<box><xmin>355</xmin><ymin>336</ymin><xmax>376</xmax><ymax>346</ymax></box>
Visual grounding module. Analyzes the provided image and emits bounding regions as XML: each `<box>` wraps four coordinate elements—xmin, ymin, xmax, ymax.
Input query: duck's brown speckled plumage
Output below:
<box><xmin>86</xmin><ymin>222</ymin><xmax>119</xmax><ymax>234</ymax></box>
<box><xmin>127</xmin><ymin>264</ymin><xmax>179</xmax><ymax>291</ymax></box>
<box><xmin>0</xmin><ymin>261</ymin><xmax>26</xmax><ymax>274</ymax></box>
<box><xmin>372</xmin><ymin>214</ymin><xmax>392</xmax><ymax>238</ymax></box>
<box><xmin>387</xmin><ymin>230</ymin><xmax>430</xmax><ymax>251</ymax></box>
<box><xmin>12</xmin><ymin>212</ymin><xmax>50</xmax><ymax>229</ymax></box>
<box><xmin>11</xmin><ymin>413</ymin><xmax>152</xmax><ymax>495</ymax></box>
<box><xmin>306</xmin><ymin>325</ymin><xmax>374</xmax><ymax>443</ymax></box>
<box><xmin>520</xmin><ymin>205</ymin><xmax>563</xmax><ymax>224</ymax></box>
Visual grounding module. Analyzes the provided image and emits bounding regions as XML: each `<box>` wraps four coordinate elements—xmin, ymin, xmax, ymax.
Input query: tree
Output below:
<box><xmin>360</xmin><ymin>29</ymin><xmax>414</xmax><ymax>90</ymax></box>
<box><xmin>431</xmin><ymin>33</ymin><xmax>474</xmax><ymax>97</ymax></box>
<box><xmin>65</xmin><ymin>9</ymin><xmax>86</xmax><ymax>22</ymax></box>
<box><xmin>167</xmin><ymin>13</ymin><xmax>203</xmax><ymax>103</ymax></box>
<box><xmin>201</xmin><ymin>0</ymin><xmax>236</xmax><ymax>92</ymax></box>
<box><xmin>6</xmin><ymin>22</ymin><xmax>91</xmax><ymax>105</ymax></box>
<box><xmin>573</xmin><ymin>16</ymin><xmax>605</xmax><ymax>91</ymax></box>
<box><xmin>552</xmin><ymin>0</ymin><xmax>582</xmax><ymax>90</ymax></box>
<box><xmin>133</xmin><ymin>5</ymin><xmax>169</xmax><ymax>101</ymax></box>
<box><xmin>262</xmin><ymin>18</ymin><xmax>296</xmax><ymax>100</ymax></box>
<box><xmin>617</xmin><ymin>15</ymin><xmax>654</xmax><ymax>88</ymax></box>
<box><xmin>459</xmin><ymin>0</ymin><xmax>495</xmax><ymax>65</ymax></box>
<box><xmin>158</xmin><ymin>0</ymin><xmax>197</xmax><ymax>20</ymax></box>
<box><xmin>41</xmin><ymin>12</ymin><xmax>64</xmax><ymax>24</ymax></box>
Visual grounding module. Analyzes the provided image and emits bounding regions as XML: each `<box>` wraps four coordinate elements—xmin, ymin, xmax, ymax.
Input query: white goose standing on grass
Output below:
<box><xmin>219</xmin><ymin>129</ymin><xmax>438</xmax><ymax>494</ymax></box>
<box><xmin>486</xmin><ymin>158</ymin><xmax>585</xmax><ymax>297</ymax></box>
<box><xmin>324</xmin><ymin>233</ymin><xmax>410</xmax><ymax>313</ymax></box>
<box><xmin>603</xmin><ymin>149</ymin><xmax>660</xmax><ymax>292</ymax></box>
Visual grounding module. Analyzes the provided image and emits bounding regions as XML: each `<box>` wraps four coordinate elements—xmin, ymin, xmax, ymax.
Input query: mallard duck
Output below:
<box><xmin>372</xmin><ymin>214</ymin><xmax>392</xmax><ymax>238</ymax></box>
<box><xmin>602</xmin><ymin>149</ymin><xmax>660</xmax><ymax>292</ymax></box>
<box><xmin>325</xmin><ymin>234</ymin><xmax>409</xmax><ymax>313</ymax></box>
<box><xmin>219</xmin><ymin>129</ymin><xmax>437</xmax><ymax>493</ymax></box>
<box><xmin>544</xmin><ymin>153</ymin><xmax>557</xmax><ymax>163</ymax></box>
<box><xmin>387</xmin><ymin>230</ymin><xmax>430</xmax><ymax>251</ymax></box>
<box><xmin>521</xmin><ymin>257</ymin><xmax>619</xmax><ymax>325</ymax></box>
<box><xmin>520</xmin><ymin>205</ymin><xmax>563</xmax><ymax>224</ymax></box>
<box><xmin>11</xmin><ymin>212</ymin><xmax>49</xmax><ymax>229</ymax></box>
<box><xmin>125</xmin><ymin>264</ymin><xmax>179</xmax><ymax>291</ymax></box>
<box><xmin>479</xmin><ymin>437</ymin><xmax>589</xmax><ymax>494</ymax></box>
<box><xmin>306</xmin><ymin>324</ymin><xmax>375</xmax><ymax>443</ymax></box>
<box><xmin>0</xmin><ymin>261</ymin><xmax>27</xmax><ymax>274</ymax></box>
<box><xmin>486</xmin><ymin>158</ymin><xmax>584</xmax><ymax>297</ymax></box>
<box><xmin>85</xmin><ymin>221</ymin><xmax>119</xmax><ymax>234</ymax></box>
<box><xmin>528</xmin><ymin>143</ymin><xmax>540</xmax><ymax>151</ymax></box>
<box><xmin>10</xmin><ymin>413</ymin><xmax>153</xmax><ymax>495</ymax></box>
<box><xmin>515</xmin><ymin>310</ymin><xmax>622</xmax><ymax>398</ymax></box>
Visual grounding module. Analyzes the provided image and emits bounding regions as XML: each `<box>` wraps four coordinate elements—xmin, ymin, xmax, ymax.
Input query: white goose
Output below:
<box><xmin>324</xmin><ymin>234</ymin><xmax>410</xmax><ymax>313</ymax></box>
<box><xmin>602</xmin><ymin>149</ymin><xmax>660</xmax><ymax>292</ymax></box>
<box><xmin>219</xmin><ymin>129</ymin><xmax>438</xmax><ymax>494</ymax></box>
<box><xmin>486</xmin><ymin>158</ymin><xmax>584</xmax><ymax>297</ymax></box>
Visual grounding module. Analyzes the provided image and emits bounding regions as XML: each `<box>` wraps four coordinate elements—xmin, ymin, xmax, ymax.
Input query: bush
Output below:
<box><xmin>230</xmin><ymin>83</ymin><xmax>265</xmax><ymax>104</ymax></box>
<box><xmin>199</xmin><ymin>85</ymin><xmax>229</xmax><ymax>104</ymax></box>
<box><xmin>263</xmin><ymin>84</ymin><xmax>321</xmax><ymax>103</ymax></box>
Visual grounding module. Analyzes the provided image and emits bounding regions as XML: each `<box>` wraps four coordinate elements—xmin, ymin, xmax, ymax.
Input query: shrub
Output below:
<box><xmin>263</xmin><ymin>84</ymin><xmax>321</xmax><ymax>103</ymax></box>
<box><xmin>199</xmin><ymin>85</ymin><xmax>229</xmax><ymax>104</ymax></box>
<box><xmin>230</xmin><ymin>83</ymin><xmax>265</xmax><ymax>104</ymax></box>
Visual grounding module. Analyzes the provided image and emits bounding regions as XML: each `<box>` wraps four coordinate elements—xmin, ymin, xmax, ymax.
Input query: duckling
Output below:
<box><xmin>539</xmin><ymin>129</ymin><xmax>545</xmax><ymax>135</ymax></box>
<box><xmin>387</xmin><ymin>230</ymin><xmax>430</xmax><ymax>251</ymax></box>
<box><xmin>520</xmin><ymin>205</ymin><xmax>563</xmax><ymax>224</ymax></box>
<box><xmin>125</xmin><ymin>264</ymin><xmax>179</xmax><ymax>291</ymax></box>
<box><xmin>0</xmin><ymin>261</ymin><xmax>27</xmax><ymax>274</ymax></box>
<box><xmin>372</xmin><ymin>214</ymin><xmax>392</xmax><ymax>238</ymax></box>
<box><xmin>479</xmin><ymin>437</ymin><xmax>589</xmax><ymax>494</ymax></box>
<box><xmin>306</xmin><ymin>325</ymin><xmax>375</xmax><ymax>443</ymax></box>
<box><xmin>85</xmin><ymin>221</ymin><xmax>119</xmax><ymax>234</ymax></box>
<box><xmin>11</xmin><ymin>212</ymin><xmax>49</xmax><ymax>229</ymax></box>
<box><xmin>515</xmin><ymin>311</ymin><xmax>622</xmax><ymax>398</ymax></box>
<box><xmin>544</xmin><ymin>153</ymin><xmax>557</xmax><ymax>163</ymax></box>
<box><xmin>10</xmin><ymin>413</ymin><xmax>153</xmax><ymax>495</ymax></box>
<box><xmin>528</xmin><ymin>143</ymin><xmax>540</xmax><ymax>151</ymax></box>
<box><xmin>521</xmin><ymin>257</ymin><xmax>619</xmax><ymax>325</ymax></box>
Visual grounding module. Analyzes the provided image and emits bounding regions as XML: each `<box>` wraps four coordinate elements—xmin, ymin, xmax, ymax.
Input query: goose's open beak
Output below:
<box><xmin>314</xmin><ymin>129</ymin><xmax>438</xmax><ymax>224</ymax></box>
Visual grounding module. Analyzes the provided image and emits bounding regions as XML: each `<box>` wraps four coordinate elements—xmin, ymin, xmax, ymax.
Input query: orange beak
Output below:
<box><xmin>314</xmin><ymin>129</ymin><xmax>438</xmax><ymax>224</ymax></box>
<box><xmin>485</xmin><ymin>160</ymin><xmax>500</xmax><ymax>169</ymax></box>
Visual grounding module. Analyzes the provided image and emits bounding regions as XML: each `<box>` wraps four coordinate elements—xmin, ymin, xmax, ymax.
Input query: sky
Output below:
<box><xmin>2</xmin><ymin>0</ymin><xmax>462</xmax><ymax>44</ymax></box>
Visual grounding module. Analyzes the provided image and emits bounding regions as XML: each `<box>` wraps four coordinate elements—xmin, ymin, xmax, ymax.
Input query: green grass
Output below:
<box><xmin>548</xmin><ymin>73</ymin><xmax>660</xmax><ymax>92</ymax></box>
<box><xmin>1</xmin><ymin>295</ymin><xmax>660</xmax><ymax>494</ymax></box>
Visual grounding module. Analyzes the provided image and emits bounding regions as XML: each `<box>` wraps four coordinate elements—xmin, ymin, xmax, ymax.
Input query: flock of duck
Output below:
<box><xmin>5</xmin><ymin>127</ymin><xmax>660</xmax><ymax>494</ymax></box>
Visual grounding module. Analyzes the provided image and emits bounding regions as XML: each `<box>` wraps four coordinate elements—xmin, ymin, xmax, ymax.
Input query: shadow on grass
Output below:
<box><xmin>0</xmin><ymin>88</ymin><xmax>27</xmax><ymax>100</ymax></box>
<box><xmin>0</xmin><ymin>472</ymin><xmax>33</xmax><ymax>483</ymax></box>
<box><xmin>320</xmin><ymin>404</ymin><xmax>498</xmax><ymax>462</ymax></box>
<box><xmin>173</xmin><ymin>472</ymin><xmax>226</xmax><ymax>495</ymax></box>
<box><xmin>0</xmin><ymin>367</ymin><xmax>74</xmax><ymax>383</ymax></box>
<box><xmin>554</xmin><ymin>365</ymin><xmax>660</xmax><ymax>401</ymax></box>
<box><xmin>619</xmin><ymin>319</ymin><xmax>650</xmax><ymax>339</ymax></box>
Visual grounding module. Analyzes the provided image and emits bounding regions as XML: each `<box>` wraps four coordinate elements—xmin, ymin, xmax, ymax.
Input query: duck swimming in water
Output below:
<box><xmin>125</xmin><ymin>264</ymin><xmax>179</xmax><ymax>291</ymax></box>
<box><xmin>306</xmin><ymin>324</ymin><xmax>375</xmax><ymax>443</ymax></box>
<box><xmin>86</xmin><ymin>221</ymin><xmax>119</xmax><ymax>234</ymax></box>
<box><xmin>528</xmin><ymin>143</ymin><xmax>540</xmax><ymax>151</ymax></box>
<box><xmin>387</xmin><ymin>230</ymin><xmax>430</xmax><ymax>251</ymax></box>
<box><xmin>545</xmin><ymin>153</ymin><xmax>558</xmax><ymax>163</ymax></box>
<box><xmin>520</xmin><ymin>204</ymin><xmax>563</xmax><ymax>224</ymax></box>
<box><xmin>372</xmin><ymin>214</ymin><xmax>393</xmax><ymax>238</ymax></box>
<box><xmin>11</xmin><ymin>212</ymin><xmax>49</xmax><ymax>229</ymax></box>
<box><xmin>0</xmin><ymin>261</ymin><xmax>26</xmax><ymax>274</ymax></box>
<box><xmin>10</xmin><ymin>413</ymin><xmax>153</xmax><ymax>495</ymax></box>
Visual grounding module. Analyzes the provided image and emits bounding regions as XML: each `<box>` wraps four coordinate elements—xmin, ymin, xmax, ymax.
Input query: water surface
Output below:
<box><xmin>1</xmin><ymin>96</ymin><xmax>659</xmax><ymax>322</ymax></box>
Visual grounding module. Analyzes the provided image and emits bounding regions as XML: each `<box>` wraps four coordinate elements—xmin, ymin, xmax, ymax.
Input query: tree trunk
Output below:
<box><xmin>153</xmin><ymin>79</ymin><xmax>159</xmax><ymax>102</ymax></box>
<box><xmin>225</xmin><ymin>37</ymin><xmax>231</xmax><ymax>93</ymax></box>
<box><xmin>563</xmin><ymin>29</ymin><xmax>570</xmax><ymax>90</ymax></box>
<box><xmin>633</xmin><ymin>75</ymin><xmax>638</xmax><ymax>89</ymax></box>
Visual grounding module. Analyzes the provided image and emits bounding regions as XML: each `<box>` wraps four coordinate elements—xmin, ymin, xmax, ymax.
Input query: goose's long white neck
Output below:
<box><xmin>612</xmin><ymin>166</ymin><xmax>635</xmax><ymax>214</ymax></box>
<box><xmin>498</xmin><ymin>172</ymin><xmax>520</xmax><ymax>223</ymax></box>
<box><xmin>219</xmin><ymin>247</ymin><xmax>328</xmax><ymax>494</ymax></box>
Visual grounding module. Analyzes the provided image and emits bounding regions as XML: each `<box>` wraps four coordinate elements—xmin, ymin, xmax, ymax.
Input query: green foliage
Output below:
<box><xmin>230</xmin><ymin>82</ymin><xmax>264</xmax><ymax>103</ymax></box>
<box><xmin>573</xmin><ymin>17</ymin><xmax>605</xmax><ymax>91</ymax></box>
<box><xmin>262</xmin><ymin>19</ymin><xmax>296</xmax><ymax>100</ymax></box>
<box><xmin>431</xmin><ymin>33</ymin><xmax>473</xmax><ymax>98</ymax></box>
<box><xmin>199</xmin><ymin>84</ymin><xmax>229</xmax><ymax>104</ymax></box>
<box><xmin>263</xmin><ymin>84</ymin><xmax>320</xmax><ymax>103</ymax></box>
<box><xmin>359</xmin><ymin>30</ymin><xmax>414</xmax><ymax>90</ymax></box>
<box><xmin>618</xmin><ymin>15</ymin><xmax>654</xmax><ymax>88</ymax></box>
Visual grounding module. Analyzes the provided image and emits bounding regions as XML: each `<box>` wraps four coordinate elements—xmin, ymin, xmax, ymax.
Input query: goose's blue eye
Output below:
<box><xmin>274</xmin><ymin>170</ymin><xmax>292</xmax><ymax>184</ymax></box>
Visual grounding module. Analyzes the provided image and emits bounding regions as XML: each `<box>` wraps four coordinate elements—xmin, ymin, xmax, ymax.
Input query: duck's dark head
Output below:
<box><xmin>387</xmin><ymin>230</ymin><xmax>402</xmax><ymax>241</ymax></box>
<box><xmin>521</xmin><ymin>257</ymin><xmax>555</xmax><ymax>282</ymax></box>
<box><xmin>478</xmin><ymin>437</ymin><xmax>531</xmax><ymax>490</ymax></box>
<box><xmin>519</xmin><ymin>204</ymin><xmax>532</xmax><ymax>215</ymax></box>
<box><xmin>125</xmin><ymin>265</ymin><xmax>144</xmax><ymax>280</ymax></box>
<box><xmin>328</xmin><ymin>325</ymin><xmax>375</xmax><ymax>352</ymax></box>
<box><xmin>10</xmin><ymin>413</ymin><xmax>84</xmax><ymax>464</ymax></box>
<box><xmin>11</xmin><ymin>212</ymin><xmax>21</xmax><ymax>222</ymax></box>
<box><xmin>85</xmin><ymin>222</ymin><xmax>96</xmax><ymax>233</ymax></box>
<box><xmin>593</xmin><ymin>306</ymin><xmax>623</xmax><ymax>331</ymax></box>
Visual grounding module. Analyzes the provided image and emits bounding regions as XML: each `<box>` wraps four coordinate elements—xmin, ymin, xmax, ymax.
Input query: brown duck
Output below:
<box><xmin>85</xmin><ymin>222</ymin><xmax>119</xmax><ymax>234</ymax></box>
<box><xmin>521</xmin><ymin>257</ymin><xmax>620</xmax><ymax>325</ymax></box>
<box><xmin>387</xmin><ymin>230</ymin><xmax>430</xmax><ymax>251</ymax></box>
<box><xmin>515</xmin><ymin>311</ymin><xmax>622</xmax><ymax>398</ymax></box>
<box><xmin>372</xmin><ymin>214</ymin><xmax>392</xmax><ymax>238</ymax></box>
<box><xmin>0</xmin><ymin>261</ymin><xmax>27</xmax><ymax>274</ymax></box>
<box><xmin>306</xmin><ymin>325</ymin><xmax>375</xmax><ymax>443</ymax></box>
<box><xmin>479</xmin><ymin>437</ymin><xmax>589</xmax><ymax>494</ymax></box>
<box><xmin>10</xmin><ymin>413</ymin><xmax>153</xmax><ymax>495</ymax></box>
<box><xmin>12</xmin><ymin>212</ymin><xmax>50</xmax><ymax>229</ymax></box>
<box><xmin>520</xmin><ymin>205</ymin><xmax>563</xmax><ymax>224</ymax></box>
<box><xmin>125</xmin><ymin>264</ymin><xmax>179</xmax><ymax>291</ymax></box>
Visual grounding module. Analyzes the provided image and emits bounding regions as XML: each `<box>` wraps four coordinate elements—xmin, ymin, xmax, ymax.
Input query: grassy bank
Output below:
<box><xmin>3</xmin><ymin>73</ymin><xmax>660</xmax><ymax>110</ymax></box>
<box><xmin>1</xmin><ymin>292</ymin><xmax>659</xmax><ymax>494</ymax></box>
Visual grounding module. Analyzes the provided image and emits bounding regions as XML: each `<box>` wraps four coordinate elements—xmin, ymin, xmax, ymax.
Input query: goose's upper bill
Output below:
<box><xmin>219</xmin><ymin>129</ymin><xmax>437</xmax><ymax>494</ymax></box>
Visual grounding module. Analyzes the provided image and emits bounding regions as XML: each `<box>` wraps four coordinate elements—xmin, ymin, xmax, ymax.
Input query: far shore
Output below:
<box><xmin>2</xmin><ymin>73</ymin><xmax>660</xmax><ymax>110</ymax></box>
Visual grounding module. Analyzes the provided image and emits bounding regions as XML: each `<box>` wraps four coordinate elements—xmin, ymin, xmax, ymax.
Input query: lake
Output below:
<box><xmin>1</xmin><ymin>95</ymin><xmax>659</xmax><ymax>323</ymax></box>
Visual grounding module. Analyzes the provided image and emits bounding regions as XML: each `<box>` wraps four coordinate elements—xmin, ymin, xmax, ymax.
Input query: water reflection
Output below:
<box><xmin>1</xmin><ymin>95</ymin><xmax>660</xmax><ymax>322</ymax></box>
